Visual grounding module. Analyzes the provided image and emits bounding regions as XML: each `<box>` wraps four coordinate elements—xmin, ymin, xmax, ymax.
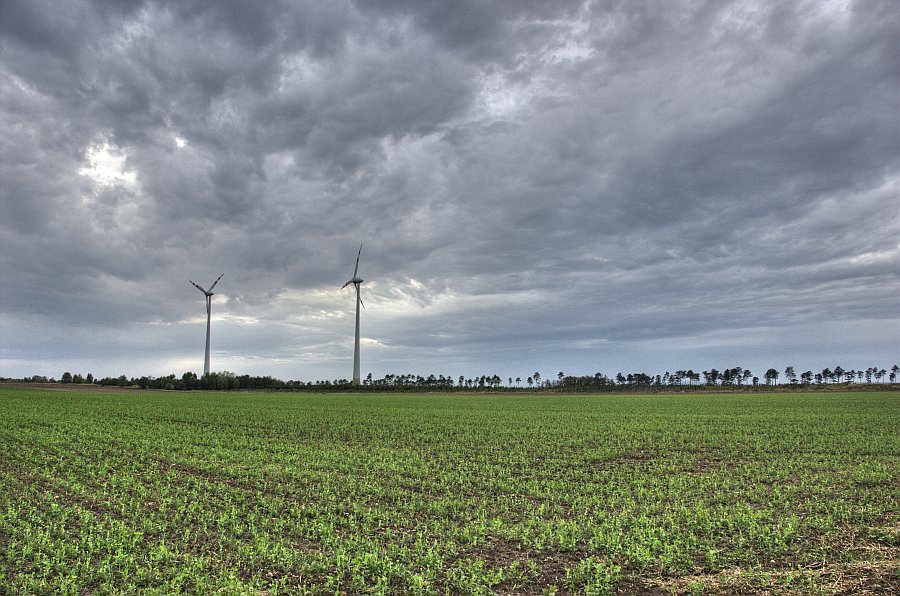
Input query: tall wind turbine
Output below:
<box><xmin>341</xmin><ymin>244</ymin><xmax>364</xmax><ymax>385</ymax></box>
<box><xmin>190</xmin><ymin>273</ymin><xmax>224</xmax><ymax>377</ymax></box>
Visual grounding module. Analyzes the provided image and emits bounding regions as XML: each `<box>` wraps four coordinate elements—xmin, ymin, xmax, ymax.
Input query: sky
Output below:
<box><xmin>1</xmin><ymin>0</ymin><xmax>898</xmax><ymax>384</ymax></box>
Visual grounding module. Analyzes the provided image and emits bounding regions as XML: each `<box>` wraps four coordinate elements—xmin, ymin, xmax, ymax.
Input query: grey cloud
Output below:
<box><xmin>1</xmin><ymin>0</ymin><xmax>897</xmax><ymax>381</ymax></box>
<box><xmin>354</xmin><ymin>0</ymin><xmax>584</xmax><ymax>64</ymax></box>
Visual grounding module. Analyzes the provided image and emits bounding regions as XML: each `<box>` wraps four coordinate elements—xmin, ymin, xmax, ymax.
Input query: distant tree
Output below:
<box><xmin>633</xmin><ymin>373</ymin><xmax>653</xmax><ymax>387</ymax></box>
<box><xmin>61</xmin><ymin>372</ymin><xmax>73</xmax><ymax>383</ymax></box>
<box><xmin>85</xmin><ymin>373</ymin><xmax>94</xmax><ymax>384</ymax></box>
<box><xmin>558</xmin><ymin>371</ymin><xmax>564</xmax><ymax>384</ymax></box>
<box><xmin>765</xmin><ymin>368</ymin><xmax>779</xmax><ymax>386</ymax></box>
<box><xmin>686</xmin><ymin>370</ymin><xmax>699</xmax><ymax>386</ymax></box>
<box><xmin>515</xmin><ymin>377</ymin><xmax>521</xmax><ymax>387</ymax></box>
<box><xmin>833</xmin><ymin>366</ymin><xmax>844</xmax><ymax>384</ymax></box>
<box><xmin>784</xmin><ymin>366</ymin><xmax>796</xmax><ymax>384</ymax></box>
<box><xmin>721</xmin><ymin>368</ymin><xmax>732</xmax><ymax>386</ymax></box>
<box><xmin>527</xmin><ymin>377</ymin><xmax>533</xmax><ymax>388</ymax></box>
<box><xmin>616</xmin><ymin>373</ymin><xmax>626</xmax><ymax>385</ymax></box>
<box><xmin>801</xmin><ymin>371</ymin><xmax>813</xmax><ymax>384</ymax></box>
<box><xmin>891</xmin><ymin>365</ymin><xmax>899</xmax><ymax>383</ymax></box>
<box><xmin>533</xmin><ymin>372</ymin><xmax>541</xmax><ymax>387</ymax></box>
<box><xmin>182</xmin><ymin>371</ymin><xmax>198</xmax><ymax>390</ymax></box>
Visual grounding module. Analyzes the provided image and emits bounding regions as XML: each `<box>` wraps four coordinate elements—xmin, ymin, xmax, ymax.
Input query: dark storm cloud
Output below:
<box><xmin>1</xmin><ymin>0</ymin><xmax>897</xmax><ymax>380</ymax></box>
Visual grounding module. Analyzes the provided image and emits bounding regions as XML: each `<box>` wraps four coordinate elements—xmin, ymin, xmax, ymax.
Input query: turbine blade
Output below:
<box><xmin>190</xmin><ymin>281</ymin><xmax>206</xmax><ymax>292</ymax></box>
<box><xmin>359</xmin><ymin>294</ymin><xmax>365</xmax><ymax>310</ymax></box>
<box><xmin>352</xmin><ymin>244</ymin><xmax>362</xmax><ymax>278</ymax></box>
<box><xmin>208</xmin><ymin>273</ymin><xmax>224</xmax><ymax>292</ymax></box>
<box><xmin>341</xmin><ymin>280</ymin><xmax>353</xmax><ymax>290</ymax></box>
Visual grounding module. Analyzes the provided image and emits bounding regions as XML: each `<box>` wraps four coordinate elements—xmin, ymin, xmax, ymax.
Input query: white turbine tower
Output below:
<box><xmin>190</xmin><ymin>273</ymin><xmax>224</xmax><ymax>377</ymax></box>
<box><xmin>341</xmin><ymin>244</ymin><xmax>365</xmax><ymax>385</ymax></box>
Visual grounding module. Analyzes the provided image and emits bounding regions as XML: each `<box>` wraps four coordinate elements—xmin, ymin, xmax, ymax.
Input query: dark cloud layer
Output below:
<box><xmin>1</xmin><ymin>0</ymin><xmax>898</xmax><ymax>381</ymax></box>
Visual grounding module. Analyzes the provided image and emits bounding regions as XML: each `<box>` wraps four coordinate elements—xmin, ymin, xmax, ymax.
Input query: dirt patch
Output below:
<box><xmin>456</xmin><ymin>538</ymin><xmax>589</xmax><ymax>594</ymax></box>
<box><xmin>615</xmin><ymin>578</ymin><xmax>670</xmax><ymax>595</ymax></box>
<box><xmin>643</xmin><ymin>560</ymin><xmax>900</xmax><ymax>595</ymax></box>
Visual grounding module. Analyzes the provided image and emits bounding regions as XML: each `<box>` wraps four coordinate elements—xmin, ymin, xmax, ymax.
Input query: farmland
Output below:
<box><xmin>1</xmin><ymin>388</ymin><xmax>897</xmax><ymax>594</ymax></box>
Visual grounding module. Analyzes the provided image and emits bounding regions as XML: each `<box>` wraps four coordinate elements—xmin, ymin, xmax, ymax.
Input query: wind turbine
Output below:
<box><xmin>190</xmin><ymin>273</ymin><xmax>224</xmax><ymax>377</ymax></box>
<box><xmin>341</xmin><ymin>244</ymin><xmax>365</xmax><ymax>385</ymax></box>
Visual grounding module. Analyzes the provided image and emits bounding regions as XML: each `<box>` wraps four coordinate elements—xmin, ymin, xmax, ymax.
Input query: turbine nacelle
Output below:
<box><xmin>341</xmin><ymin>244</ymin><xmax>365</xmax><ymax>290</ymax></box>
<box><xmin>191</xmin><ymin>273</ymin><xmax>224</xmax><ymax>296</ymax></box>
<box><xmin>341</xmin><ymin>276</ymin><xmax>364</xmax><ymax>289</ymax></box>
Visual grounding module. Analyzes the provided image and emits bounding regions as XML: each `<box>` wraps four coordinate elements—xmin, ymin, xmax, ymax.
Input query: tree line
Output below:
<box><xmin>5</xmin><ymin>364</ymin><xmax>898</xmax><ymax>392</ymax></box>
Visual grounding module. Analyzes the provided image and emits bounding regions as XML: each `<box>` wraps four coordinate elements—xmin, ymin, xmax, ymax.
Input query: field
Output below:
<box><xmin>1</xmin><ymin>388</ymin><xmax>897</xmax><ymax>594</ymax></box>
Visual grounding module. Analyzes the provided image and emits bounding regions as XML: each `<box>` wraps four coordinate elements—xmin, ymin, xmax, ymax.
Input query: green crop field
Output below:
<box><xmin>1</xmin><ymin>388</ymin><xmax>897</xmax><ymax>594</ymax></box>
